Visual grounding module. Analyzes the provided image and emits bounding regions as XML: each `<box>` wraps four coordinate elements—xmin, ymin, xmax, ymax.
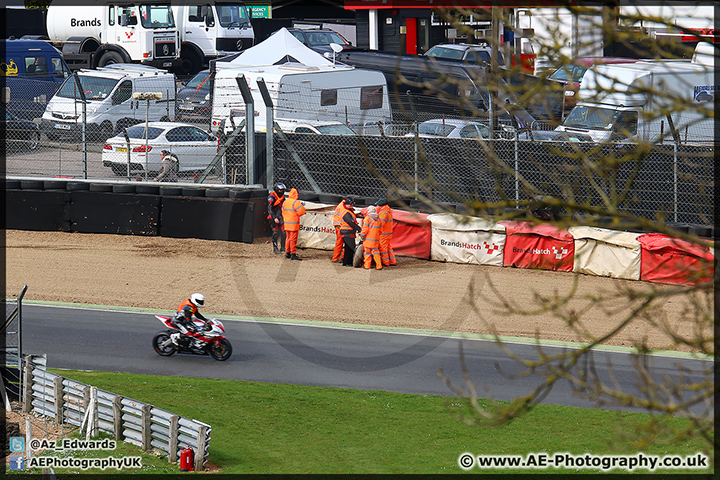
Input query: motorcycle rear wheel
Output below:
<box><xmin>208</xmin><ymin>338</ymin><xmax>232</xmax><ymax>361</ymax></box>
<box><xmin>153</xmin><ymin>332</ymin><xmax>176</xmax><ymax>356</ymax></box>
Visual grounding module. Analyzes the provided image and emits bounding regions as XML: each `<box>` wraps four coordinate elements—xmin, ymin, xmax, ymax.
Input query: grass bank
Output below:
<box><xmin>35</xmin><ymin>369</ymin><xmax>712</xmax><ymax>475</ymax></box>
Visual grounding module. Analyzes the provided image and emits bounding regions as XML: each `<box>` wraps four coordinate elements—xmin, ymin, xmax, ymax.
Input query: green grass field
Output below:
<box><xmin>21</xmin><ymin>369</ymin><xmax>712</xmax><ymax>475</ymax></box>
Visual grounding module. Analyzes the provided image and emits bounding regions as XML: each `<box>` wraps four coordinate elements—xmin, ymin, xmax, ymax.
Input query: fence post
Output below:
<box><xmin>90</xmin><ymin>386</ymin><xmax>98</xmax><ymax>437</ymax></box>
<box><xmin>53</xmin><ymin>376</ymin><xmax>64</xmax><ymax>423</ymax></box>
<box><xmin>168</xmin><ymin>415</ymin><xmax>179</xmax><ymax>463</ymax></box>
<box><xmin>195</xmin><ymin>425</ymin><xmax>208</xmax><ymax>472</ymax></box>
<box><xmin>141</xmin><ymin>404</ymin><xmax>152</xmax><ymax>451</ymax></box>
<box><xmin>112</xmin><ymin>396</ymin><xmax>123</xmax><ymax>440</ymax></box>
<box><xmin>22</xmin><ymin>355</ymin><xmax>32</xmax><ymax>413</ymax></box>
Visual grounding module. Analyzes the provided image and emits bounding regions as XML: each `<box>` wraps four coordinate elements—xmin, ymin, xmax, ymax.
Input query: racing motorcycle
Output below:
<box><xmin>152</xmin><ymin>315</ymin><xmax>232</xmax><ymax>361</ymax></box>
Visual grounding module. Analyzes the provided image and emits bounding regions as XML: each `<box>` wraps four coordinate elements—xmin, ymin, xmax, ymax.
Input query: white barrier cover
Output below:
<box><xmin>429</xmin><ymin>214</ymin><xmax>506</xmax><ymax>266</ymax></box>
<box><xmin>297</xmin><ymin>209</ymin><xmax>336</xmax><ymax>250</ymax></box>
<box><xmin>569</xmin><ymin>226</ymin><xmax>641</xmax><ymax>280</ymax></box>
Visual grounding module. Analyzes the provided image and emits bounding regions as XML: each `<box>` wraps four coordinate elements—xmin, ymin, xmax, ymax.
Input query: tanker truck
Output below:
<box><xmin>45</xmin><ymin>1</ymin><xmax>181</xmax><ymax>71</ymax></box>
<box><xmin>173</xmin><ymin>2</ymin><xmax>255</xmax><ymax>75</ymax></box>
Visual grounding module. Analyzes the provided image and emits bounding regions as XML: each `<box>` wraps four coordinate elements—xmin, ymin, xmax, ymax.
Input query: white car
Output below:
<box><xmin>405</xmin><ymin>119</ymin><xmax>491</xmax><ymax>139</ymax></box>
<box><xmin>102</xmin><ymin>122</ymin><xmax>219</xmax><ymax>176</ymax></box>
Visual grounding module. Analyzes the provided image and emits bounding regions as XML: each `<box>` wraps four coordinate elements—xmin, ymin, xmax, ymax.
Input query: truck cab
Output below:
<box><xmin>173</xmin><ymin>2</ymin><xmax>254</xmax><ymax>74</ymax></box>
<box><xmin>46</xmin><ymin>2</ymin><xmax>180</xmax><ymax>70</ymax></box>
<box><xmin>555</xmin><ymin>59</ymin><xmax>716</xmax><ymax>144</ymax></box>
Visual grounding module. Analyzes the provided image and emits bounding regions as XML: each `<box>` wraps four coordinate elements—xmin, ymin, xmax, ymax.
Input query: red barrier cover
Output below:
<box><xmin>387</xmin><ymin>209</ymin><xmax>431</xmax><ymax>259</ymax></box>
<box><xmin>501</xmin><ymin>221</ymin><xmax>574</xmax><ymax>271</ymax></box>
<box><xmin>358</xmin><ymin>208</ymin><xmax>431</xmax><ymax>259</ymax></box>
<box><xmin>637</xmin><ymin>233</ymin><xmax>715</xmax><ymax>286</ymax></box>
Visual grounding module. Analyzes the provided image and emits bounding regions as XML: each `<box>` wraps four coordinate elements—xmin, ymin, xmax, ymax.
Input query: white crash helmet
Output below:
<box><xmin>190</xmin><ymin>293</ymin><xmax>205</xmax><ymax>308</ymax></box>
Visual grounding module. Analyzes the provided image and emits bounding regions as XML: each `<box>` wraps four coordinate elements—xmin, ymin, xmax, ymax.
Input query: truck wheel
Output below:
<box><xmin>182</xmin><ymin>50</ymin><xmax>202</xmax><ymax>75</ymax></box>
<box><xmin>98</xmin><ymin>51</ymin><xmax>124</xmax><ymax>67</ymax></box>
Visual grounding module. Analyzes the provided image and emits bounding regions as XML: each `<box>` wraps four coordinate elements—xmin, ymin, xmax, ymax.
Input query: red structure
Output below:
<box><xmin>501</xmin><ymin>221</ymin><xmax>574</xmax><ymax>272</ymax></box>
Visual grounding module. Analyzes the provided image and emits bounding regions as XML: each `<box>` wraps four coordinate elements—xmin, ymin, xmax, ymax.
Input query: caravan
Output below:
<box><xmin>210</xmin><ymin>28</ymin><xmax>392</xmax><ymax>135</ymax></box>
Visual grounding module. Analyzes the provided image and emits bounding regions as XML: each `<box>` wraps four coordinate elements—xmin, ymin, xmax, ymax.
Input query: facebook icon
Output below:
<box><xmin>9</xmin><ymin>454</ymin><xmax>25</xmax><ymax>470</ymax></box>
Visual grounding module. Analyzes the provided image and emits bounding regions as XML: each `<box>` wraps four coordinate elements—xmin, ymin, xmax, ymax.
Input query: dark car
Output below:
<box><xmin>176</xmin><ymin>69</ymin><xmax>214</xmax><ymax>122</ymax></box>
<box><xmin>286</xmin><ymin>28</ymin><xmax>352</xmax><ymax>55</ymax></box>
<box><xmin>3</xmin><ymin>106</ymin><xmax>40</xmax><ymax>150</ymax></box>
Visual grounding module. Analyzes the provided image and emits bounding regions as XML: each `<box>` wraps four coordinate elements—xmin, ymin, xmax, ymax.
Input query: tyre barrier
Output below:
<box><xmin>5</xmin><ymin>180</ymin><xmax>263</xmax><ymax>243</ymax></box>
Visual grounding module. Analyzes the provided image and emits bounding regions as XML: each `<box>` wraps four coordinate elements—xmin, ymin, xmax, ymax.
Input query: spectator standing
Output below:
<box><xmin>153</xmin><ymin>150</ymin><xmax>179</xmax><ymax>182</ymax></box>
<box><xmin>267</xmin><ymin>183</ymin><xmax>286</xmax><ymax>254</ymax></box>
<box><xmin>282</xmin><ymin>188</ymin><xmax>306</xmax><ymax>260</ymax></box>
<box><xmin>361</xmin><ymin>205</ymin><xmax>383</xmax><ymax>270</ymax></box>
<box><xmin>337</xmin><ymin>197</ymin><xmax>362</xmax><ymax>267</ymax></box>
<box><xmin>376</xmin><ymin>199</ymin><xmax>396</xmax><ymax>266</ymax></box>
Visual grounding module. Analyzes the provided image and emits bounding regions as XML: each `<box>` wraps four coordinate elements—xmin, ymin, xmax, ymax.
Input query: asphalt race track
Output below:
<box><xmin>21</xmin><ymin>304</ymin><xmax>713</xmax><ymax>415</ymax></box>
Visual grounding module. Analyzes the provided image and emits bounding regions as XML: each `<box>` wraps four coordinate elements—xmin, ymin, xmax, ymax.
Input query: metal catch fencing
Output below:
<box><xmin>23</xmin><ymin>354</ymin><xmax>211</xmax><ymax>471</ymax></box>
<box><xmin>2</xmin><ymin>285</ymin><xmax>28</xmax><ymax>406</ymax></box>
<box><xmin>4</xmin><ymin>68</ymin><xmax>715</xmax><ymax>228</ymax></box>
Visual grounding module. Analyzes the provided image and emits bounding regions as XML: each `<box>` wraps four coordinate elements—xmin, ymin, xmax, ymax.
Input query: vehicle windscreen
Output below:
<box><xmin>187</xmin><ymin>71</ymin><xmax>211</xmax><ymax>89</ymax></box>
<box><xmin>563</xmin><ymin>105</ymin><xmax>626</xmax><ymax>131</ymax></box>
<box><xmin>139</xmin><ymin>5</ymin><xmax>175</xmax><ymax>28</ymax></box>
<box><xmin>550</xmin><ymin>65</ymin><xmax>588</xmax><ymax>83</ymax></box>
<box><xmin>125</xmin><ymin>125</ymin><xmax>164</xmax><ymax>140</ymax></box>
<box><xmin>425</xmin><ymin>46</ymin><xmax>464</xmax><ymax>60</ymax></box>
<box><xmin>418</xmin><ymin>122</ymin><xmax>455</xmax><ymax>136</ymax></box>
<box><xmin>315</xmin><ymin>124</ymin><xmax>355</xmax><ymax>135</ymax></box>
<box><xmin>305</xmin><ymin>31</ymin><xmax>347</xmax><ymax>46</ymax></box>
<box><xmin>216</xmin><ymin>4</ymin><xmax>251</xmax><ymax>27</ymax></box>
<box><xmin>56</xmin><ymin>76</ymin><xmax>118</xmax><ymax>100</ymax></box>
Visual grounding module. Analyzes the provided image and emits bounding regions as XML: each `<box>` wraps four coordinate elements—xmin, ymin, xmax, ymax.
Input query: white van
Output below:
<box><xmin>41</xmin><ymin>64</ymin><xmax>176</xmax><ymax>141</ymax></box>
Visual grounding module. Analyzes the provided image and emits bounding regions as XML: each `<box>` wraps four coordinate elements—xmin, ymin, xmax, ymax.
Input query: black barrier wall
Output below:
<box><xmin>6</xmin><ymin>190</ymin><xmax>71</xmax><ymax>232</ymax></box>
<box><xmin>70</xmin><ymin>191</ymin><xmax>160</xmax><ymax>236</ymax></box>
<box><xmin>5</xmin><ymin>183</ymin><xmax>263</xmax><ymax>243</ymax></box>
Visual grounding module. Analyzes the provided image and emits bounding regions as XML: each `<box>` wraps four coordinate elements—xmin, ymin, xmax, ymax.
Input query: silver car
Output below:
<box><xmin>405</xmin><ymin>118</ymin><xmax>491</xmax><ymax>139</ymax></box>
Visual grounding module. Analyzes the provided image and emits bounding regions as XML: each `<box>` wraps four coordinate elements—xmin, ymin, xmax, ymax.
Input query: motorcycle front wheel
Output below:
<box><xmin>153</xmin><ymin>332</ymin><xmax>176</xmax><ymax>356</ymax></box>
<box><xmin>208</xmin><ymin>338</ymin><xmax>232</xmax><ymax>361</ymax></box>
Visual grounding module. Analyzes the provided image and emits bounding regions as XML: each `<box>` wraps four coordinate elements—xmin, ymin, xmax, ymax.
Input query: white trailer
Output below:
<box><xmin>172</xmin><ymin>2</ymin><xmax>254</xmax><ymax>75</ymax></box>
<box><xmin>208</xmin><ymin>29</ymin><xmax>392</xmax><ymax>135</ymax></box>
<box><xmin>211</xmin><ymin>63</ymin><xmax>392</xmax><ymax>135</ymax></box>
<box><xmin>45</xmin><ymin>1</ymin><xmax>180</xmax><ymax>71</ymax></box>
<box><xmin>555</xmin><ymin>57</ymin><xmax>716</xmax><ymax>144</ymax></box>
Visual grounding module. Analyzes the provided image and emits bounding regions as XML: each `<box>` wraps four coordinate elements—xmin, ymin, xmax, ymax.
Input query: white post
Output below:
<box><xmin>369</xmin><ymin>9</ymin><xmax>379</xmax><ymax>50</ymax></box>
<box><xmin>25</xmin><ymin>417</ymin><xmax>32</xmax><ymax>462</ymax></box>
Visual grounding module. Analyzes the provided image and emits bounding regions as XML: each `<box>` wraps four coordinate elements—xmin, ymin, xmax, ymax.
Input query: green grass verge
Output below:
<box><xmin>16</xmin><ymin>369</ymin><xmax>712</xmax><ymax>475</ymax></box>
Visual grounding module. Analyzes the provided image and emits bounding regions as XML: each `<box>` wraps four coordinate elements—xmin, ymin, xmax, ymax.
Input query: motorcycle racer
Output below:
<box><xmin>172</xmin><ymin>293</ymin><xmax>208</xmax><ymax>346</ymax></box>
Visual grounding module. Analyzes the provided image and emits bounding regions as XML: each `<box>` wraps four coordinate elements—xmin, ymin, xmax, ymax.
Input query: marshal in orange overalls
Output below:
<box><xmin>282</xmin><ymin>188</ymin><xmax>306</xmax><ymax>260</ymax></box>
<box><xmin>361</xmin><ymin>206</ymin><xmax>383</xmax><ymax>270</ymax></box>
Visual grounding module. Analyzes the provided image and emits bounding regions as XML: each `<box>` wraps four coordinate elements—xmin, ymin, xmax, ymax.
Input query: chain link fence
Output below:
<box><xmin>4</xmin><ymin>68</ymin><xmax>714</xmax><ymax>228</ymax></box>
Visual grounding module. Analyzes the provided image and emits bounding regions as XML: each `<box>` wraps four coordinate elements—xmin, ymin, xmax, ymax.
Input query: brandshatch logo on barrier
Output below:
<box><xmin>440</xmin><ymin>238</ymin><xmax>501</xmax><ymax>255</ymax></box>
<box><xmin>512</xmin><ymin>246</ymin><xmax>569</xmax><ymax>259</ymax></box>
<box><xmin>300</xmin><ymin>225</ymin><xmax>334</xmax><ymax>234</ymax></box>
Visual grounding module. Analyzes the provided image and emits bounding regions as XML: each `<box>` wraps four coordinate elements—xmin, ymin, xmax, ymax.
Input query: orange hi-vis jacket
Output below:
<box><xmin>333</xmin><ymin>201</ymin><xmax>347</xmax><ymax>228</ymax></box>
<box><xmin>281</xmin><ymin>188</ymin><xmax>306</xmax><ymax>232</ymax></box>
<box><xmin>338</xmin><ymin>205</ymin><xmax>359</xmax><ymax>232</ymax></box>
<box><xmin>378</xmin><ymin>204</ymin><xmax>393</xmax><ymax>235</ymax></box>
<box><xmin>267</xmin><ymin>190</ymin><xmax>284</xmax><ymax>220</ymax></box>
<box><xmin>177</xmin><ymin>298</ymin><xmax>198</xmax><ymax>317</ymax></box>
<box><xmin>361</xmin><ymin>215</ymin><xmax>382</xmax><ymax>250</ymax></box>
